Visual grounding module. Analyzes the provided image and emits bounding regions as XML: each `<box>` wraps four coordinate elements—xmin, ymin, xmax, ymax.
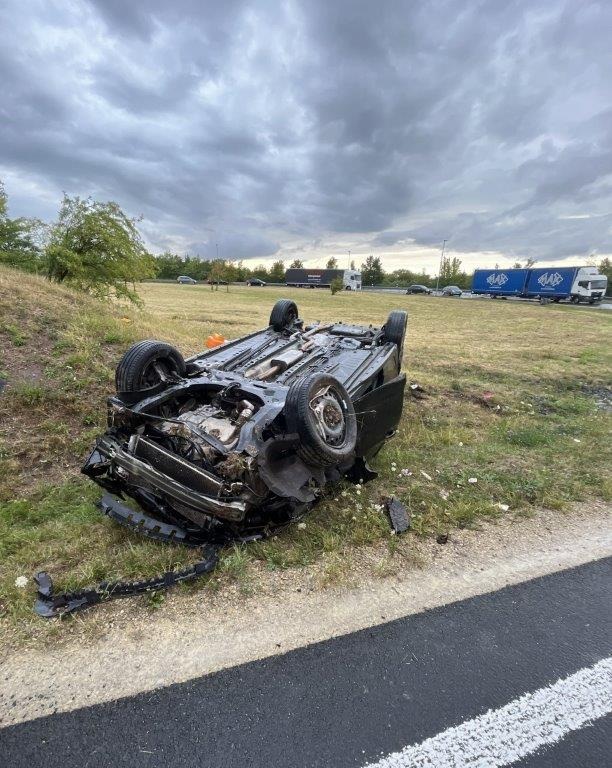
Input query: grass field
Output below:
<box><xmin>1</xmin><ymin>268</ymin><xmax>611</xmax><ymax>644</ymax></box>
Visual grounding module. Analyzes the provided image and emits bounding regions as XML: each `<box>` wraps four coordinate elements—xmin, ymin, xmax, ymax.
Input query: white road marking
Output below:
<box><xmin>364</xmin><ymin>657</ymin><xmax>612</xmax><ymax>768</ymax></box>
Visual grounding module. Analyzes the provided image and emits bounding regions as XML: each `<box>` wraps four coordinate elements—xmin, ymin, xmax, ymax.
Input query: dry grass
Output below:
<box><xmin>1</xmin><ymin>268</ymin><xmax>611</xmax><ymax>645</ymax></box>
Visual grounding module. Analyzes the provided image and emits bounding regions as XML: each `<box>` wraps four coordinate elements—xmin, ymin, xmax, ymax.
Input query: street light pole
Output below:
<box><xmin>436</xmin><ymin>239</ymin><xmax>447</xmax><ymax>294</ymax></box>
<box><xmin>348</xmin><ymin>250</ymin><xmax>351</xmax><ymax>269</ymax></box>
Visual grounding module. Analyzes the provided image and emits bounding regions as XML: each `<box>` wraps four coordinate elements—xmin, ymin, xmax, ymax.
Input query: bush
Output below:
<box><xmin>330</xmin><ymin>277</ymin><xmax>343</xmax><ymax>295</ymax></box>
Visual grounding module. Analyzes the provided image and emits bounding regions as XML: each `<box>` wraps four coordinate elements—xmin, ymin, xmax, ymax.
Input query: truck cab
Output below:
<box><xmin>344</xmin><ymin>270</ymin><xmax>362</xmax><ymax>291</ymax></box>
<box><xmin>570</xmin><ymin>267</ymin><xmax>608</xmax><ymax>304</ymax></box>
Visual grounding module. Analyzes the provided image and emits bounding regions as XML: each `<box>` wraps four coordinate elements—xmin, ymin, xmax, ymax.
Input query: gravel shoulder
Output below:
<box><xmin>1</xmin><ymin>501</ymin><xmax>610</xmax><ymax>727</ymax></box>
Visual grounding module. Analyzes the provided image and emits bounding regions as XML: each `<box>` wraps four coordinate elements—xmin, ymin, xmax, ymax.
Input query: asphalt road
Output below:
<box><xmin>2</xmin><ymin>557</ymin><xmax>610</xmax><ymax>768</ymax></box>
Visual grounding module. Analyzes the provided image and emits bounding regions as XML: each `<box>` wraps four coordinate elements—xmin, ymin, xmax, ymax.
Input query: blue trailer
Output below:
<box><xmin>472</xmin><ymin>269</ymin><xmax>529</xmax><ymax>296</ymax></box>
<box><xmin>472</xmin><ymin>266</ymin><xmax>607</xmax><ymax>304</ymax></box>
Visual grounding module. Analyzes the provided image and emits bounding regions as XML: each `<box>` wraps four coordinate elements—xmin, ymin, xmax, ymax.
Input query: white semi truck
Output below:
<box><xmin>285</xmin><ymin>268</ymin><xmax>362</xmax><ymax>290</ymax></box>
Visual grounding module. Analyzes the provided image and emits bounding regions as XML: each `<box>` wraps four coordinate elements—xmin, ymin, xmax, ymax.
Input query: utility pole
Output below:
<box><xmin>216</xmin><ymin>243</ymin><xmax>219</xmax><ymax>260</ymax></box>
<box><xmin>348</xmin><ymin>250</ymin><xmax>351</xmax><ymax>269</ymax></box>
<box><xmin>435</xmin><ymin>239</ymin><xmax>447</xmax><ymax>294</ymax></box>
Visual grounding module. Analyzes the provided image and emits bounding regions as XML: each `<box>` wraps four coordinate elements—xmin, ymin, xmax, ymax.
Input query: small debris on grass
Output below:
<box><xmin>436</xmin><ymin>533</ymin><xmax>449</xmax><ymax>545</ymax></box>
<box><xmin>420</xmin><ymin>470</ymin><xmax>432</xmax><ymax>481</ymax></box>
<box><xmin>573</xmin><ymin>438</ymin><xmax>582</xmax><ymax>443</ymax></box>
<box><xmin>297</xmin><ymin>522</ymin><xmax>306</xmax><ymax>530</ymax></box>
<box><xmin>400</xmin><ymin>469</ymin><xmax>412</xmax><ymax>477</ymax></box>
<box><xmin>495</xmin><ymin>503</ymin><xmax>510</xmax><ymax>512</ymax></box>
<box><xmin>383</xmin><ymin>496</ymin><xmax>411</xmax><ymax>534</ymax></box>
<box><xmin>439</xmin><ymin>489</ymin><xmax>450</xmax><ymax>501</ymax></box>
<box><xmin>409</xmin><ymin>382</ymin><xmax>427</xmax><ymax>399</ymax></box>
<box><xmin>468</xmin><ymin>477</ymin><xmax>478</xmax><ymax>484</ymax></box>
<box><xmin>14</xmin><ymin>576</ymin><xmax>28</xmax><ymax>588</ymax></box>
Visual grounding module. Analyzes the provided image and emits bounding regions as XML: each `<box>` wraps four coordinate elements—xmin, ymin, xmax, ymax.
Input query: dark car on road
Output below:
<box><xmin>246</xmin><ymin>278</ymin><xmax>267</xmax><ymax>286</ymax></box>
<box><xmin>442</xmin><ymin>285</ymin><xmax>462</xmax><ymax>296</ymax></box>
<box><xmin>177</xmin><ymin>275</ymin><xmax>197</xmax><ymax>284</ymax></box>
<box><xmin>406</xmin><ymin>284</ymin><xmax>432</xmax><ymax>295</ymax></box>
<box><xmin>83</xmin><ymin>299</ymin><xmax>408</xmax><ymax>535</ymax></box>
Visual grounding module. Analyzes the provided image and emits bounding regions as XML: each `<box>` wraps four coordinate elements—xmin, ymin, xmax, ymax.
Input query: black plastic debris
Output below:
<box><xmin>409</xmin><ymin>382</ymin><xmax>427</xmax><ymax>399</ymax></box>
<box><xmin>383</xmin><ymin>496</ymin><xmax>411</xmax><ymax>534</ymax></box>
<box><xmin>436</xmin><ymin>533</ymin><xmax>449</xmax><ymax>545</ymax></box>
<box><xmin>34</xmin><ymin>544</ymin><xmax>219</xmax><ymax>618</ymax></box>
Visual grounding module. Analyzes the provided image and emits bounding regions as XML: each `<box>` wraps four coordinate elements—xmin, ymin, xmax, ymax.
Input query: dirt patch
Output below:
<box><xmin>582</xmin><ymin>385</ymin><xmax>612</xmax><ymax>412</ymax></box>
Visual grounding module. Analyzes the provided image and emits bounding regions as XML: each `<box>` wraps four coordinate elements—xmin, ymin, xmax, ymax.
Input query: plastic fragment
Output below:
<box><xmin>383</xmin><ymin>496</ymin><xmax>411</xmax><ymax>534</ymax></box>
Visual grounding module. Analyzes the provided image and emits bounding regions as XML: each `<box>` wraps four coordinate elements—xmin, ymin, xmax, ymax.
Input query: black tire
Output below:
<box><xmin>115</xmin><ymin>340</ymin><xmax>186</xmax><ymax>394</ymax></box>
<box><xmin>383</xmin><ymin>310</ymin><xmax>408</xmax><ymax>369</ymax></box>
<box><xmin>269</xmin><ymin>299</ymin><xmax>299</xmax><ymax>331</ymax></box>
<box><xmin>285</xmin><ymin>373</ymin><xmax>357</xmax><ymax>467</ymax></box>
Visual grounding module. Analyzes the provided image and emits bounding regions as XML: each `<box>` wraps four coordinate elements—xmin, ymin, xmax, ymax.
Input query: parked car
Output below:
<box><xmin>406</xmin><ymin>284</ymin><xmax>432</xmax><ymax>295</ymax></box>
<box><xmin>177</xmin><ymin>275</ymin><xmax>197</xmax><ymax>284</ymax></box>
<box><xmin>247</xmin><ymin>278</ymin><xmax>267</xmax><ymax>286</ymax></box>
<box><xmin>442</xmin><ymin>285</ymin><xmax>462</xmax><ymax>296</ymax></box>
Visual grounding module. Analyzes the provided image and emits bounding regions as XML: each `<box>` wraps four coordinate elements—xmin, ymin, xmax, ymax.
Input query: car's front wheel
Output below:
<box><xmin>115</xmin><ymin>340</ymin><xmax>186</xmax><ymax>396</ymax></box>
<box><xmin>285</xmin><ymin>373</ymin><xmax>357</xmax><ymax>467</ymax></box>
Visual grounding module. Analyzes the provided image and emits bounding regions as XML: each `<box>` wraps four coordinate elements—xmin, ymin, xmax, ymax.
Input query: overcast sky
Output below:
<box><xmin>1</xmin><ymin>0</ymin><xmax>610</xmax><ymax>272</ymax></box>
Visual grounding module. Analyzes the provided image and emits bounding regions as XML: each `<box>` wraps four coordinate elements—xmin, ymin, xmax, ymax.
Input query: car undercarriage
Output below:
<box><xmin>35</xmin><ymin>299</ymin><xmax>408</xmax><ymax>616</ymax></box>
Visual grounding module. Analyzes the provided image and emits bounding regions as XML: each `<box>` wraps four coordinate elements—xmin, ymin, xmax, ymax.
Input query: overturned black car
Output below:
<box><xmin>33</xmin><ymin>300</ymin><xmax>408</xmax><ymax>616</ymax></box>
<box><xmin>83</xmin><ymin>299</ymin><xmax>407</xmax><ymax>534</ymax></box>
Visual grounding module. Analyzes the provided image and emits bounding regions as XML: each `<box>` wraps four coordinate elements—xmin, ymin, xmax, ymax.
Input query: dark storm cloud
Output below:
<box><xmin>0</xmin><ymin>0</ymin><xmax>610</xmax><ymax>261</ymax></box>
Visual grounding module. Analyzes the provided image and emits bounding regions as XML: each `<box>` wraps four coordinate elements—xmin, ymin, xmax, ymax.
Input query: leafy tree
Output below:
<box><xmin>0</xmin><ymin>181</ymin><xmax>43</xmax><ymax>272</ymax></box>
<box><xmin>250</xmin><ymin>264</ymin><xmax>271</xmax><ymax>281</ymax></box>
<box><xmin>208</xmin><ymin>259</ymin><xmax>232</xmax><ymax>290</ymax></box>
<box><xmin>361</xmin><ymin>255</ymin><xmax>384</xmax><ymax>285</ymax></box>
<box><xmin>439</xmin><ymin>255</ymin><xmax>468</xmax><ymax>286</ymax></box>
<box><xmin>598</xmin><ymin>257</ymin><xmax>612</xmax><ymax>296</ymax></box>
<box><xmin>233</xmin><ymin>260</ymin><xmax>248</xmax><ymax>281</ymax></box>
<box><xmin>45</xmin><ymin>195</ymin><xmax>154</xmax><ymax>303</ymax></box>
<box><xmin>385</xmin><ymin>268</ymin><xmax>422</xmax><ymax>287</ymax></box>
<box><xmin>326</xmin><ymin>256</ymin><xmax>338</xmax><ymax>269</ymax></box>
<box><xmin>289</xmin><ymin>259</ymin><xmax>304</xmax><ymax>269</ymax></box>
<box><xmin>269</xmin><ymin>259</ymin><xmax>285</xmax><ymax>283</ymax></box>
<box><xmin>155</xmin><ymin>251</ymin><xmax>186</xmax><ymax>279</ymax></box>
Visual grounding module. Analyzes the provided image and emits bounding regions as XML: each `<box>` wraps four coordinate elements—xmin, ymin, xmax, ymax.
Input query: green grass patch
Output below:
<box><xmin>1</xmin><ymin>322</ymin><xmax>28</xmax><ymax>346</ymax></box>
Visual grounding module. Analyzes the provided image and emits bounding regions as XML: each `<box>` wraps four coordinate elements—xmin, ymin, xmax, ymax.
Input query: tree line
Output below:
<box><xmin>154</xmin><ymin>251</ymin><xmax>475</xmax><ymax>289</ymax></box>
<box><xmin>2</xmin><ymin>182</ymin><xmax>610</xmax><ymax>300</ymax></box>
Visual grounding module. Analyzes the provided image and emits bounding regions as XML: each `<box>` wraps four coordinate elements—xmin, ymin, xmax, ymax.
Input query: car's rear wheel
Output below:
<box><xmin>383</xmin><ymin>310</ymin><xmax>408</xmax><ymax>370</ymax></box>
<box><xmin>115</xmin><ymin>340</ymin><xmax>186</xmax><ymax>395</ymax></box>
<box><xmin>269</xmin><ymin>299</ymin><xmax>299</xmax><ymax>331</ymax></box>
<box><xmin>285</xmin><ymin>373</ymin><xmax>357</xmax><ymax>467</ymax></box>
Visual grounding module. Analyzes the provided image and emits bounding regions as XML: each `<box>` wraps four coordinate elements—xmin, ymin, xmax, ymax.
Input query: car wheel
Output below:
<box><xmin>115</xmin><ymin>340</ymin><xmax>186</xmax><ymax>395</ymax></box>
<box><xmin>383</xmin><ymin>310</ymin><xmax>408</xmax><ymax>369</ymax></box>
<box><xmin>269</xmin><ymin>299</ymin><xmax>299</xmax><ymax>331</ymax></box>
<box><xmin>285</xmin><ymin>373</ymin><xmax>357</xmax><ymax>467</ymax></box>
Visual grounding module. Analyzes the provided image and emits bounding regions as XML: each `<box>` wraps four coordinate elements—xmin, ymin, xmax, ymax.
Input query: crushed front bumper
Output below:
<box><xmin>82</xmin><ymin>435</ymin><xmax>247</xmax><ymax>523</ymax></box>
